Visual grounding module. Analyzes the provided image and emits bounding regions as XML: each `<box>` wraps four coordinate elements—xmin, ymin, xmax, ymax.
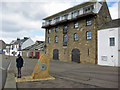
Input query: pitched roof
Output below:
<box><xmin>43</xmin><ymin>1</ymin><xmax>96</xmax><ymax>20</ymax></box>
<box><xmin>23</xmin><ymin>42</ymin><xmax>45</xmax><ymax>51</ymax></box>
<box><xmin>98</xmin><ymin>18</ymin><xmax>120</xmax><ymax>30</ymax></box>
<box><xmin>35</xmin><ymin>41</ymin><xmax>45</xmax><ymax>44</ymax></box>
<box><xmin>10</xmin><ymin>37</ymin><xmax>29</xmax><ymax>45</ymax></box>
<box><xmin>31</xmin><ymin>43</ymin><xmax>45</xmax><ymax>50</ymax></box>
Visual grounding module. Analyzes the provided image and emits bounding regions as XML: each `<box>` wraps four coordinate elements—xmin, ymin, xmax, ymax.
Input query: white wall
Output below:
<box><xmin>94</xmin><ymin>2</ymin><xmax>102</xmax><ymax>13</ymax></box>
<box><xmin>4</xmin><ymin>44</ymin><xmax>20</xmax><ymax>56</ymax></box>
<box><xmin>118</xmin><ymin>28</ymin><xmax>120</xmax><ymax>66</ymax></box>
<box><xmin>22</xmin><ymin>38</ymin><xmax>34</xmax><ymax>50</ymax></box>
<box><xmin>98</xmin><ymin>27</ymin><xmax>119</xmax><ymax>67</ymax></box>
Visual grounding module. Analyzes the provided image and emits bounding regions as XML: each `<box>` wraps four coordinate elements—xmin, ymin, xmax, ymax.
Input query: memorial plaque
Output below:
<box><xmin>40</xmin><ymin>64</ymin><xmax>47</xmax><ymax>71</ymax></box>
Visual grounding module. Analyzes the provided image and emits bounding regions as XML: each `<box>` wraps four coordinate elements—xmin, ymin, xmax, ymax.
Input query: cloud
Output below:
<box><xmin>108</xmin><ymin>2</ymin><xmax>119</xmax><ymax>19</ymax></box>
<box><xmin>1</xmin><ymin>3</ymin><xmax>44</xmax><ymax>32</ymax></box>
<box><xmin>1</xmin><ymin>1</ymin><xmax>74</xmax><ymax>43</ymax></box>
<box><xmin>1</xmin><ymin>29</ymin><xmax>45</xmax><ymax>43</ymax></box>
<box><xmin>2</xmin><ymin>12</ymin><xmax>42</xmax><ymax>32</ymax></box>
<box><xmin>106</xmin><ymin>0</ymin><xmax>119</xmax><ymax>2</ymax></box>
<box><xmin>43</xmin><ymin>2</ymin><xmax>73</xmax><ymax>16</ymax></box>
<box><xmin>1</xmin><ymin>1</ymin><xmax>73</xmax><ymax>32</ymax></box>
<box><xmin>0</xmin><ymin>0</ymin><xmax>119</xmax><ymax>44</ymax></box>
<box><xmin>32</xmin><ymin>36</ymin><xmax>45</xmax><ymax>42</ymax></box>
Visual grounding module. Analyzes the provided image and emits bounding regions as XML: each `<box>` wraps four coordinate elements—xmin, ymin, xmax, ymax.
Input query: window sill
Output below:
<box><xmin>86</xmin><ymin>24</ymin><xmax>92</xmax><ymax>26</ymax></box>
<box><xmin>74</xmin><ymin>40</ymin><xmax>78</xmax><ymax>41</ymax></box>
<box><xmin>74</xmin><ymin>27</ymin><xmax>79</xmax><ymax>29</ymax></box>
<box><xmin>86</xmin><ymin>39</ymin><xmax>91</xmax><ymax>40</ymax></box>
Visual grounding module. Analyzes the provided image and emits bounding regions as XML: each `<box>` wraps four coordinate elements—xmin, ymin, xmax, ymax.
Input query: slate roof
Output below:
<box><xmin>10</xmin><ymin>38</ymin><xmax>29</xmax><ymax>45</ymax></box>
<box><xmin>98</xmin><ymin>18</ymin><xmax>120</xmax><ymax>30</ymax></box>
<box><xmin>35</xmin><ymin>41</ymin><xmax>45</xmax><ymax>44</ymax></box>
<box><xmin>23</xmin><ymin>41</ymin><xmax>45</xmax><ymax>51</ymax></box>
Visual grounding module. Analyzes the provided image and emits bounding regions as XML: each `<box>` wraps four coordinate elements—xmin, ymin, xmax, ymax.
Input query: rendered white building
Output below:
<box><xmin>4</xmin><ymin>37</ymin><xmax>34</xmax><ymax>56</ymax></box>
<box><xmin>98</xmin><ymin>27</ymin><xmax>120</xmax><ymax>67</ymax></box>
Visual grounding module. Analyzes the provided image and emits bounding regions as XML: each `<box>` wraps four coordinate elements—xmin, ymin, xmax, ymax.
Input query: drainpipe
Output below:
<box><xmin>95</xmin><ymin>15</ymin><xmax>98</xmax><ymax>64</ymax></box>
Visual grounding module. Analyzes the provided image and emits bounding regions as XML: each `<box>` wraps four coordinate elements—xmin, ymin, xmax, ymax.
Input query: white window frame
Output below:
<box><xmin>55</xmin><ymin>36</ymin><xmax>58</xmax><ymax>43</ymax></box>
<box><xmin>86</xmin><ymin>19</ymin><xmax>92</xmax><ymax>26</ymax></box>
<box><xmin>48</xmin><ymin>37</ymin><xmax>50</xmax><ymax>43</ymax></box>
<box><xmin>110</xmin><ymin>37</ymin><xmax>115</xmax><ymax>46</ymax></box>
<box><xmin>48</xmin><ymin>29</ymin><xmax>51</xmax><ymax>34</ymax></box>
<box><xmin>87</xmin><ymin>31</ymin><xmax>92</xmax><ymax>40</ymax></box>
<box><xmin>55</xmin><ymin>27</ymin><xmax>58</xmax><ymax>32</ymax></box>
<box><xmin>74</xmin><ymin>22</ymin><xmax>79</xmax><ymax>28</ymax></box>
<box><xmin>74</xmin><ymin>33</ymin><xmax>78</xmax><ymax>41</ymax></box>
<box><xmin>63</xmin><ymin>34</ymin><xmax>67</xmax><ymax>42</ymax></box>
<box><xmin>64</xmin><ymin>25</ymin><xmax>68</xmax><ymax>31</ymax></box>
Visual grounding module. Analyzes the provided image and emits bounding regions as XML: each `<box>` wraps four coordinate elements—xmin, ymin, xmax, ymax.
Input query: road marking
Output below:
<box><xmin>7</xmin><ymin>59</ymin><xmax>11</xmax><ymax>71</ymax></box>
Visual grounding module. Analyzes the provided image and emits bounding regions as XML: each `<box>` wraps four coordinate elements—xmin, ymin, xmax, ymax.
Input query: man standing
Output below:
<box><xmin>16</xmin><ymin>54</ymin><xmax>24</xmax><ymax>78</ymax></box>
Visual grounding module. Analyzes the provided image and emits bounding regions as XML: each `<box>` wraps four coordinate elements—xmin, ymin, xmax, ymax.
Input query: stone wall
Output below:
<box><xmin>45</xmin><ymin>1</ymin><xmax>112</xmax><ymax>64</ymax></box>
<box><xmin>0</xmin><ymin>40</ymin><xmax>6</xmax><ymax>50</ymax></box>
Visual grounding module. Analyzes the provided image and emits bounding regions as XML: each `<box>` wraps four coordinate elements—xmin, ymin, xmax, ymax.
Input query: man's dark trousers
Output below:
<box><xmin>17</xmin><ymin>67</ymin><xmax>21</xmax><ymax>77</ymax></box>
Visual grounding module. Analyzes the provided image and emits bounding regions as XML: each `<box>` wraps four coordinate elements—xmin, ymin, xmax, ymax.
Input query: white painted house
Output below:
<box><xmin>4</xmin><ymin>37</ymin><xmax>34</xmax><ymax>56</ymax></box>
<box><xmin>98</xmin><ymin>27</ymin><xmax>120</xmax><ymax>67</ymax></box>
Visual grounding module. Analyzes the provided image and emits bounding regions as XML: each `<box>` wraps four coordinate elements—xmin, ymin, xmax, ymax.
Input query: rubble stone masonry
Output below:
<box><xmin>44</xmin><ymin>1</ymin><xmax>112</xmax><ymax>64</ymax></box>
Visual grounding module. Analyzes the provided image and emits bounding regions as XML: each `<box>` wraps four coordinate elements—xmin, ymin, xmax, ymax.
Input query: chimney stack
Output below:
<box><xmin>17</xmin><ymin>38</ymin><xmax>20</xmax><ymax>41</ymax></box>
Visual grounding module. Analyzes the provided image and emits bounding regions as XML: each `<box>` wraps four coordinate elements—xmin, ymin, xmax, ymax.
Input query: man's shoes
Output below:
<box><xmin>17</xmin><ymin>76</ymin><xmax>21</xmax><ymax>78</ymax></box>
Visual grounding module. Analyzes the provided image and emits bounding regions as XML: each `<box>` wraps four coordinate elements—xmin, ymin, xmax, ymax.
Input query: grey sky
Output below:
<box><xmin>0</xmin><ymin>0</ymin><xmax>119</xmax><ymax>43</ymax></box>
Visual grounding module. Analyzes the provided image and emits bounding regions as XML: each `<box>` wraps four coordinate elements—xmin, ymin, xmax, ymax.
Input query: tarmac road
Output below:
<box><xmin>17</xmin><ymin>58</ymin><xmax>120</xmax><ymax>88</ymax></box>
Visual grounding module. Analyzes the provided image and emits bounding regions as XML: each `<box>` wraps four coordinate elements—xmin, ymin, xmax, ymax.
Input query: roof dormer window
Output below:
<box><xmin>83</xmin><ymin>5</ymin><xmax>94</xmax><ymax>14</ymax></box>
<box><xmin>49</xmin><ymin>20</ymin><xmax>52</xmax><ymax>24</ymax></box>
<box><xmin>74</xmin><ymin>11</ymin><xmax>78</xmax><ymax>18</ymax></box>
<box><xmin>54</xmin><ymin>17</ymin><xmax>60</xmax><ymax>23</ymax></box>
<box><xmin>62</xmin><ymin>14</ymin><xmax>68</xmax><ymax>20</ymax></box>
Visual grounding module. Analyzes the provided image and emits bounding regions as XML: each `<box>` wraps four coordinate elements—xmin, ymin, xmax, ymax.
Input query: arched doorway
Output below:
<box><xmin>72</xmin><ymin>49</ymin><xmax>80</xmax><ymax>63</ymax></box>
<box><xmin>53</xmin><ymin>49</ymin><xmax>59</xmax><ymax>60</ymax></box>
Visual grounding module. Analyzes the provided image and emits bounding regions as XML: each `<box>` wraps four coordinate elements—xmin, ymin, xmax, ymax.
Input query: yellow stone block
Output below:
<box><xmin>16</xmin><ymin>55</ymin><xmax>55</xmax><ymax>82</ymax></box>
<box><xmin>32</xmin><ymin>55</ymin><xmax>50</xmax><ymax>79</ymax></box>
<box><xmin>16</xmin><ymin>76</ymin><xmax>55</xmax><ymax>83</ymax></box>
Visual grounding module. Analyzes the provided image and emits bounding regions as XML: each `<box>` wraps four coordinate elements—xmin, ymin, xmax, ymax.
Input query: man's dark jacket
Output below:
<box><xmin>16</xmin><ymin>56</ymin><xmax>23</xmax><ymax>68</ymax></box>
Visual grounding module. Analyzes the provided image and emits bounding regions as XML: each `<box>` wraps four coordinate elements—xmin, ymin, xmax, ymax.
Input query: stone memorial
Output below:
<box><xmin>16</xmin><ymin>55</ymin><xmax>55</xmax><ymax>82</ymax></box>
<box><xmin>32</xmin><ymin>55</ymin><xmax>50</xmax><ymax>79</ymax></box>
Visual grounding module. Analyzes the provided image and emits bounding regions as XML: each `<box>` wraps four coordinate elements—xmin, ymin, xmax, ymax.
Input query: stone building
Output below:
<box><xmin>0</xmin><ymin>40</ymin><xmax>6</xmax><ymax>54</ymax></box>
<box><xmin>4</xmin><ymin>37</ymin><xmax>34</xmax><ymax>56</ymax></box>
<box><xmin>42</xmin><ymin>0</ymin><xmax>112</xmax><ymax>64</ymax></box>
<box><xmin>0</xmin><ymin>40</ymin><xmax>6</xmax><ymax>50</ymax></box>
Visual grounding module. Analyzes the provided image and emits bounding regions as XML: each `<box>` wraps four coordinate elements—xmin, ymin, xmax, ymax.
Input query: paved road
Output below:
<box><xmin>17</xmin><ymin>58</ymin><xmax>120</xmax><ymax>88</ymax></box>
<box><xmin>0</xmin><ymin>54</ymin><xmax>16</xmax><ymax>89</ymax></box>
